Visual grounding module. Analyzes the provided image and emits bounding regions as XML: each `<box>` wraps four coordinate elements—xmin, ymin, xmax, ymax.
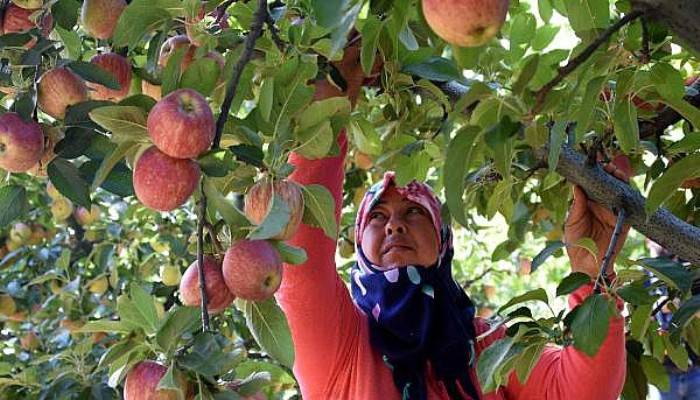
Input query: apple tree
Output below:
<box><xmin>0</xmin><ymin>0</ymin><xmax>699</xmax><ymax>398</ymax></box>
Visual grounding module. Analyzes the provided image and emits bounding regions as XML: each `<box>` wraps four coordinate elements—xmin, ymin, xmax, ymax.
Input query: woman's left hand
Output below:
<box><xmin>564</xmin><ymin>155</ymin><xmax>633</xmax><ymax>278</ymax></box>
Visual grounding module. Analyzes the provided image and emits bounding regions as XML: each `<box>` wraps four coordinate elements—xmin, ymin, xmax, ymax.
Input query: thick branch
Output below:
<box><xmin>439</xmin><ymin>81</ymin><xmax>700</xmax><ymax>265</ymax></box>
<box><xmin>632</xmin><ymin>0</ymin><xmax>700</xmax><ymax>55</ymax></box>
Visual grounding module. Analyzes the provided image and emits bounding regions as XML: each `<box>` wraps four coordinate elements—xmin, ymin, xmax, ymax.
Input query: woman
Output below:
<box><xmin>274</xmin><ymin>45</ymin><xmax>628</xmax><ymax>400</ymax></box>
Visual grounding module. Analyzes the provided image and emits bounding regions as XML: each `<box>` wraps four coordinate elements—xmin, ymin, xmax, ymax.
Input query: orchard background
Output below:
<box><xmin>0</xmin><ymin>0</ymin><xmax>699</xmax><ymax>398</ymax></box>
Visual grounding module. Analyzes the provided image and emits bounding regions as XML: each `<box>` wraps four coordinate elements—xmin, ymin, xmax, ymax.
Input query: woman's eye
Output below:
<box><xmin>408</xmin><ymin>207</ymin><xmax>423</xmax><ymax>215</ymax></box>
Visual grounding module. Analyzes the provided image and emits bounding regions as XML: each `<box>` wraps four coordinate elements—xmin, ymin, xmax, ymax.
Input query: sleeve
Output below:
<box><xmin>273</xmin><ymin>131</ymin><xmax>364</xmax><ymax>393</ymax></box>
<box><xmin>497</xmin><ymin>283</ymin><xmax>626</xmax><ymax>400</ymax></box>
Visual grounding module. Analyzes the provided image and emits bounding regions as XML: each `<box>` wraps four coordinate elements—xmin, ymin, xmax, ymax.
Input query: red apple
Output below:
<box><xmin>133</xmin><ymin>146</ymin><xmax>201</xmax><ymax>211</ymax></box>
<box><xmin>147</xmin><ymin>88</ymin><xmax>215</xmax><ymax>159</ymax></box>
<box><xmin>142</xmin><ymin>80</ymin><xmax>162</xmax><ymax>100</ymax></box>
<box><xmin>124</xmin><ymin>360</ymin><xmax>190</xmax><ymax>400</ymax></box>
<box><xmin>158</xmin><ymin>35</ymin><xmax>225</xmax><ymax>71</ymax></box>
<box><xmin>87</xmin><ymin>53</ymin><xmax>132</xmax><ymax>101</ymax></box>
<box><xmin>422</xmin><ymin>0</ymin><xmax>508</xmax><ymax>47</ymax></box>
<box><xmin>74</xmin><ymin>205</ymin><xmax>100</xmax><ymax>225</ymax></box>
<box><xmin>37</xmin><ymin>67</ymin><xmax>89</xmax><ymax>119</ymax></box>
<box><xmin>179</xmin><ymin>255</ymin><xmax>235</xmax><ymax>313</ymax></box>
<box><xmin>27</xmin><ymin>124</ymin><xmax>63</xmax><ymax>177</ymax></box>
<box><xmin>0</xmin><ymin>112</ymin><xmax>44</xmax><ymax>173</ymax></box>
<box><xmin>223</xmin><ymin>240</ymin><xmax>283</xmax><ymax>301</ymax></box>
<box><xmin>80</xmin><ymin>0</ymin><xmax>126</xmax><ymax>40</ymax></box>
<box><xmin>244</xmin><ymin>178</ymin><xmax>305</xmax><ymax>241</ymax></box>
<box><xmin>3</xmin><ymin>4</ymin><xmax>53</xmax><ymax>37</ymax></box>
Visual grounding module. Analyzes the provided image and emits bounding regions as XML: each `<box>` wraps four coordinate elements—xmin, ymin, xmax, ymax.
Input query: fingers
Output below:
<box><xmin>602</xmin><ymin>154</ymin><xmax>633</xmax><ymax>183</ymax></box>
<box><xmin>565</xmin><ymin>185</ymin><xmax>589</xmax><ymax>227</ymax></box>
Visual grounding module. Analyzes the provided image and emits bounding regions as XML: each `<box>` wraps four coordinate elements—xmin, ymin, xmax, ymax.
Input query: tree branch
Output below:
<box><xmin>196</xmin><ymin>180</ymin><xmax>211</xmax><ymax>331</ymax></box>
<box><xmin>595</xmin><ymin>208</ymin><xmax>627</xmax><ymax>291</ymax></box>
<box><xmin>530</xmin><ymin>10</ymin><xmax>643</xmax><ymax>117</ymax></box>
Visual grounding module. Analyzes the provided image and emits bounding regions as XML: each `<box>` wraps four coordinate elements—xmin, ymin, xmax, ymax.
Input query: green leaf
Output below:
<box><xmin>663</xmin><ymin>97</ymin><xmax>700</xmax><ymax>131</ymax></box>
<box><xmin>531</xmin><ymin>241</ymin><xmax>565</xmax><ymax>272</ymax></box>
<box><xmin>349</xmin><ymin>116</ymin><xmax>382</xmax><ymax>156</ymax></box>
<box><xmin>113</xmin><ymin>0</ymin><xmax>179</xmax><ymax>48</ymax></box>
<box><xmin>301</xmin><ymin>184</ymin><xmax>338</xmax><ymax>239</ymax></box>
<box><xmin>403</xmin><ymin>57</ymin><xmax>463</xmax><ymax>82</ymax></box>
<box><xmin>247</xmin><ymin>194</ymin><xmax>291</xmax><ymax>240</ymax></box>
<box><xmin>514</xmin><ymin>341</ymin><xmax>546</xmax><ymax>384</ymax></box>
<box><xmin>48</xmin><ymin>159</ymin><xmax>91</xmax><ymax>209</ymax></box>
<box><xmin>0</xmin><ymin>186</ymin><xmax>28</xmax><ymax>228</ymax></box>
<box><xmin>117</xmin><ymin>290</ymin><xmax>158</xmax><ymax>334</ymax></box>
<box><xmin>532</xmin><ymin>25</ymin><xmax>560</xmax><ymax>51</ymax></box>
<box><xmin>650</xmin><ymin>63</ymin><xmax>685</xmax><ymax>100</ymax></box>
<box><xmin>360</xmin><ymin>15</ymin><xmax>382</xmax><ymax>76</ymax></box>
<box><xmin>538</xmin><ymin>0</ymin><xmax>553</xmax><ymax>22</ymax></box>
<box><xmin>295</xmin><ymin>120</ymin><xmax>334</xmax><ymax>159</ymax></box>
<box><xmin>98</xmin><ymin>339</ymin><xmax>135</xmax><ymax>370</ymax></box>
<box><xmin>161</xmin><ymin>46</ymin><xmax>187</xmax><ymax>96</ymax></box>
<box><xmin>636</xmin><ymin>257</ymin><xmax>692</xmax><ymax>293</ymax></box>
<box><xmin>548</xmin><ymin>120</ymin><xmax>567</xmax><ymax>172</ymax></box>
<box><xmin>512</xmin><ymin>55</ymin><xmax>539</xmax><ymax>95</ymax></box>
<box><xmin>485</xmin><ymin>118</ymin><xmax>519</xmax><ymax>179</ymax></box>
<box><xmin>498</xmin><ymin>288</ymin><xmax>549</xmax><ymax>313</ymax></box>
<box><xmin>616</xmin><ymin>284</ymin><xmax>655</xmax><ymax>305</ymax></box>
<box><xmin>179</xmin><ymin>332</ymin><xmax>245</xmax><ymax>377</ymax></box>
<box><xmin>510</xmin><ymin>13</ymin><xmax>537</xmax><ymax>46</ymax></box>
<box><xmin>640</xmin><ymin>355</ymin><xmax>670</xmax><ymax>392</ymax></box>
<box><xmin>180</xmin><ymin>58</ymin><xmax>221</xmax><ymax>96</ymax></box>
<box><xmin>630</xmin><ymin>304</ymin><xmax>652</xmax><ymax>341</ymax></box>
<box><xmin>646</xmin><ymin>154</ymin><xmax>700</xmax><ymax>214</ymax></box>
<box><xmin>89</xmin><ymin>106</ymin><xmax>149</xmax><ymax>143</ymax></box>
<box><xmin>258</xmin><ymin>78</ymin><xmax>274</xmax><ymax>123</ymax></box>
<box><xmin>574</xmin><ymin>76</ymin><xmax>606</xmax><ymax>136</ymax></box>
<box><xmin>156</xmin><ymin>306</ymin><xmax>200</xmax><ymax>354</ymax></box>
<box><xmin>91</xmin><ymin>141</ymin><xmax>139</xmax><ymax>191</ymax></box>
<box><xmin>233</xmin><ymin>371</ymin><xmax>272</xmax><ymax>397</ymax></box>
<box><xmin>272</xmin><ymin>241</ymin><xmax>308</xmax><ymax>265</ymax></box>
<box><xmin>476</xmin><ymin>337</ymin><xmax>515</xmax><ymax>392</ymax></box>
<box><xmin>52</xmin><ymin>0</ymin><xmax>80</xmax><ymax>30</ymax></box>
<box><xmin>556</xmin><ymin>272</ymin><xmax>591</xmax><ymax>297</ymax></box>
<box><xmin>67</xmin><ymin>61</ymin><xmax>121</xmax><ymax>90</ymax></box>
<box><xmin>613</xmin><ymin>99</ymin><xmax>639</xmax><ymax>153</ymax></box>
<box><xmin>202</xmin><ymin>179</ymin><xmax>250</xmax><ymax>228</ymax></box>
<box><xmin>444</xmin><ymin>126</ymin><xmax>481</xmax><ymax>228</ymax></box>
<box><xmin>243</xmin><ymin>298</ymin><xmax>295</xmax><ymax>369</ymax></box>
<box><xmin>565</xmin><ymin>0</ymin><xmax>609</xmax><ymax>33</ymax></box>
<box><xmin>54</xmin><ymin>26</ymin><xmax>81</xmax><ymax>60</ymax></box>
<box><xmin>78</xmin><ymin>320</ymin><xmax>132</xmax><ymax>333</ymax></box>
<box><xmin>570</xmin><ymin>294</ymin><xmax>610</xmax><ymax>356</ymax></box>
<box><xmin>157</xmin><ymin>363</ymin><xmax>186</xmax><ymax>399</ymax></box>
<box><xmin>198</xmin><ymin>149</ymin><xmax>235</xmax><ymax>177</ymax></box>
<box><xmin>669</xmin><ymin>295</ymin><xmax>700</xmax><ymax>339</ymax></box>
<box><xmin>297</xmin><ymin>97</ymin><xmax>351</xmax><ymax>131</ymax></box>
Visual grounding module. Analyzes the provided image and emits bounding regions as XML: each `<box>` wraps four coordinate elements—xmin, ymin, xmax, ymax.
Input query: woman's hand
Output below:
<box><xmin>564</xmin><ymin>155</ymin><xmax>633</xmax><ymax>278</ymax></box>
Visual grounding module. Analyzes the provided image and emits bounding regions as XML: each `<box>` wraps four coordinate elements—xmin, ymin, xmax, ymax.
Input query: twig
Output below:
<box><xmin>212</xmin><ymin>0</ymin><xmax>268</xmax><ymax>148</ymax></box>
<box><xmin>650</xmin><ymin>296</ymin><xmax>670</xmax><ymax>317</ymax></box>
<box><xmin>205</xmin><ymin>222</ymin><xmax>223</xmax><ymax>254</ymax></box>
<box><xmin>196</xmin><ymin>180</ymin><xmax>211</xmax><ymax>332</ymax></box>
<box><xmin>594</xmin><ymin>208</ymin><xmax>627</xmax><ymax>292</ymax></box>
<box><xmin>266</xmin><ymin>13</ymin><xmax>285</xmax><ymax>51</ymax></box>
<box><xmin>462</xmin><ymin>267</ymin><xmax>509</xmax><ymax>289</ymax></box>
<box><xmin>640</xmin><ymin>18</ymin><xmax>651</xmax><ymax>63</ymax></box>
<box><xmin>530</xmin><ymin>10</ymin><xmax>644</xmax><ymax>117</ymax></box>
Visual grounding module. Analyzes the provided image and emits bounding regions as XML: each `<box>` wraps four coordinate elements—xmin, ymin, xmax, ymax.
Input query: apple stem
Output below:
<box><xmin>530</xmin><ymin>9</ymin><xmax>644</xmax><ymax>117</ymax></box>
<box><xmin>196</xmin><ymin>180</ymin><xmax>211</xmax><ymax>331</ymax></box>
<box><xmin>211</xmin><ymin>0</ymin><xmax>269</xmax><ymax>149</ymax></box>
<box><xmin>594</xmin><ymin>207</ymin><xmax>627</xmax><ymax>292</ymax></box>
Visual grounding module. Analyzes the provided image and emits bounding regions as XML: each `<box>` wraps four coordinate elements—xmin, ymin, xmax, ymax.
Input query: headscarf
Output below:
<box><xmin>350</xmin><ymin>172</ymin><xmax>480</xmax><ymax>400</ymax></box>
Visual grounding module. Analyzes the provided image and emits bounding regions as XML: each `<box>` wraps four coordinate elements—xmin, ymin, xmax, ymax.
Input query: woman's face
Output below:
<box><xmin>360</xmin><ymin>187</ymin><xmax>439</xmax><ymax>270</ymax></box>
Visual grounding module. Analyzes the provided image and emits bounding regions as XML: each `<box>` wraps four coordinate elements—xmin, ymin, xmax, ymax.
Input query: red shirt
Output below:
<box><xmin>275</xmin><ymin>133</ymin><xmax>626</xmax><ymax>399</ymax></box>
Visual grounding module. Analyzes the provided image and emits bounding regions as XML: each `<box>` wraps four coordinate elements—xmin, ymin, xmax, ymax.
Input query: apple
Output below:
<box><xmin>0</xmin><ymin>294</ymin><xmax>17</xmax><ymax>316</ymax></box>
<box><xmin>477</xmin><ymin>306</ymin><xmax>494</xmax><ymax>318</ymax></box>
<box><xmin>0</xmin><ymin>112</ymin><xmax>44</xmax><ymax>173</ymax></box>
<box><xmin>133</xmin><ymin>146</ymin><xmax>200</xmax><ymax>211</ymax></box>
<box><xmin>160</xmin><ymin>265</ymin><xmax>181</xmax><ymax>286</ymax></box>
<box><xmin>142</xmin><ymin>80</ymin><xmax>162</xmax><ymax>100</ymax></box>
<box><xmin>88</xmin><ymin>276</ymin><xmax>108</xmax><ymax>295</ymax></box>
<box><xmin>27</xmin><ymin>125</ymin><xmax>63</xmax><ymax>177</ymax></box>
<box><xmin>422</xmin><ymin>0</ymin><xmax>508</xmax><ymax>47</ymax></box>
<box><xmin>80</xmin><ymin>0</ymin><xmax>126</xmax><ymax>40</ymax></box>
<box><xmin>179</xmin><ymin>256</ymin><xmax>235</xmax><ymax>313</ymax></box>
<box><xmin>147</xmin><ymin>88</ymin><xmax>215</xmax><ymax>159</ymax></box>
<box><xmin>222</xmin><ymin>240</ymin><xmax>283</xmax><ymax>301</ymax></box>
<box><xmin>517</xmin><ymin>257</ymin><xmax>532</xmax><ymax>276</ymax></box>
<box><xmin>37</xmin><ymin>67</ymin><xmax>89</xmax><ymax>120</ymax></box>
<box><xmin>9</xmin><ymin>223</ymin><xmax>31</xmax><ymax>244</ymax></box>
<box><xmin>20</xmin><ymin>331</ymin><xmax>40</xmax><ymax>350</ymax></box>
<box><xmin>74</xmin><ymin>205</ymin><xmax>100</xmax><ymax>225</ymax></box>
<box><xmin>10</xmin><ymin>0</ymin><xmax>43</xmax><ymax>9</ymax></box>
<box><xmin>244</xmin><ymin>178</ymin><xmax>304</xmax><ymax>241</ymax></box>
<box><xmin>483</xmin><ymin>284</ymin><xmax>496</xmax><ymax>301</ymax></box>
<box><xmin>51</xmin><ymin>197</ymin><xmax>74</xmax><ymax>221</ymax></box>
<box><xmin>124</xmin><ymin>360</ymin><xmax>191</xmax><ymax>400</ymax></box>
<box><xmin>185</xmin><ymin>5</ymin><xmax>207</xmax><ymax>47</ymax></box>
<box><xmin>46</xmin><ymin>181</ymin><xmax>62</xmax><ymax>199</ymax></box>
<box><xmin>87</xmin><ymin>53</ymin><xmax>132</xmax><ymax>101</ymax></box>
<box><xmin>28</xmin><ymin>225</ymin><xmax>46</xmax><ymax>245</ymax></box>
<box><xmin>3</xmin><ymin>4</ymin><xmax>53</xmax><ymax>38</ymax></box>
<box><xmin>338</xmin><ymin>239</ymin><xmax>354</xmax><ymax>258</ymax></box>
<box><xmin>158</xmin><ymin>35</ymin><xmax>225</xmax><ymax>72</ymax></box>
<box><xmin>354</xmin><ymin>151</ymin><xmax>373</xmax><ymax>170</ymax></box>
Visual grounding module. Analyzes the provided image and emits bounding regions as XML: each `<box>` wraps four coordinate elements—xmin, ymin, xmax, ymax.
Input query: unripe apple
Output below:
<box><xmin>147</xmin><ymin>88</ymin><xmax>215</xmax><ymax>159</ymax></box>
<box><xmin>338</xmin><ymin>238</ymin><xmax>354</xmax><ymax>258</ymax></box>
<box><xmin>179</xmin><ymin>256</ymin><xmax>235</xmax><ymax>313</ymax></box>
<box><xmin>3</xmin><ymin>4</ymin><xmax>53</xmax><ymax>38</ymax></box>
<box><xmin>244</xmin><ymin>178</ymin><xmax>304</xmax><ymax>241</ymax></box>
<box><xmin>37</xmin><ymin>67</ymin><xmax>89</xmax><ymax>120</ymax></box>
<box><xmin>20</xmin><ymin>331</ymin><xmax>40</xmax><ymax>350</ymax></box>
<box><xmin>0</xmin><ymin>294</ymin><xmax>17</xmax><ymax>316</ymax></box>
<box><xmin>124</xmin><ymin>361</ymin><xmax>191</xmax><ymax>400</ymax></box>
<box><xmin>87</xmin><ymin>53</ymin><xmax>132</xmax><ymax>101</ymax></box>
<box><xmin>0</xmin><ymin>112</ymin><xmax>44</xmax><ymax>173</ymax></box>
<box><xmin>9</xmin><ymin>222</ymin><xmax>31</xmax><ymax>244</ymax></box>
<box><xmin>80</xmin><ymin>0</ymin><xmax>126</xmax><ymax>40</ymax></box>
<box><xmin>5</xmin><ymin>239</ymin><xmax>21</xmax><ymax>252</ymax></box>
<box><xmin>223</xmin><ymin>240</ymin><xmax>283</xmax><ymax>301</ymax></box>
<box><xmin>133</xmin><ymin>146</ymin><xmax>201</xmax><ymax>211</ymax></box>
<box><xmin>74</xmin><ymin>205</ymin><xmax>100</xmax><ymax>225</ymax></box>
<box><xmin>83</xmin><ymin>228</ymin><xmax>101</xmax><ymax>242</ymax></box>
<box><xmin>88</xmin><ymin>276</ymin><xmax>108</xmax><ymax>295</ymax></box>
<box><xmin>422</xmin><ymin>0</ymin><xmax>508</xmax><ymax>47</ymax></box>
<box><xmin>160</xmin><ymin>264</ymin><xmax>181</xmax><ymax>286</ymax></box>
<box><xmin>51</xmin><ymin>197</ymin><xmax>74</xmax><ymax>221</ymax></box>
<box><xmin>46</xmin><ymin>181</ymin><xmax>62</xmax><ymax>199</ymax></box>
<box><xmin>10</xmin><ymin>0</ymin><xmax>43</xmax><ymax>9</ymax></box>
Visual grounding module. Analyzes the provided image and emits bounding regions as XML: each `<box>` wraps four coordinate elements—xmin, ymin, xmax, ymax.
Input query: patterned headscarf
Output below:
<box><xmin>350</xmin><ymin>172</ymin><xmax>480</xmax><ymax>400</ymax></box>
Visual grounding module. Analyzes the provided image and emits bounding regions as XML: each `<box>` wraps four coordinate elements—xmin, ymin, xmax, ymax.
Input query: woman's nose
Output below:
<box><xmin>385</xmin><ymin>215</ymin><xmax>406</xmax><ymax>235</ymax></box>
